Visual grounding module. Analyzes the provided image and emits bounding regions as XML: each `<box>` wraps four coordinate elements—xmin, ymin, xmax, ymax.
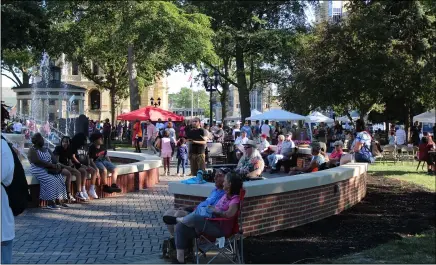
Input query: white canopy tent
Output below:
<box><xmin>307</xmin><ymin>111</ymin><xmax>334</xmax><ymax>123</ymax></box>
<box><xmin>337</xmin><ymin>111</ymin><xmax>360</xmax><ymax>122</ymax></box>
<box><xmin>251</xmin><ymin>109</ymin><xmax>262</xmax><ymax>117</ymax></box>
<box><xmin>246</xmin><ymin>109</ymin><xmax>308</xmax><ymax>121</ymax></box>
<box><xmin>413</xmin><ymin>109</ymin><xmax>436</xmax><ymax>123</ymax></box>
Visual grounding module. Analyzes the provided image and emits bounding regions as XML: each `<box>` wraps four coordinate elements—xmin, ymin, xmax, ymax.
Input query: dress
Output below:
<box><xmin>30</xmin><ymin>148</ymin><xmax>68</xmax><ymax>201</ymax></box>
<box><xmin>160</xmin><ymin>137</ymin><xmax>173</xmax><ymax>158</ymax></box>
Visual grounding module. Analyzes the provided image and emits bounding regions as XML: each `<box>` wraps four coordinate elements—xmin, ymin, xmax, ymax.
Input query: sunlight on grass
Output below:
<box><xmin>334</xmin><ymin>229</ymin><xmax>436</xmax><ymax>264</ymax></box>
<box><xmin>369</xmin><ymin>163</ymin><xmax>435</xmax><ymax>192</ymax></box>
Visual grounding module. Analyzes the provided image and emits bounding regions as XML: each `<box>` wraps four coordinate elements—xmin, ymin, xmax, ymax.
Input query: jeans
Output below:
<box><xmin>268</xmin><ymin>154</ymin><xmax>284</xmax><ymax>170</ymax></box>
<box><xmin>147</xmin><ymin>138</ymin><xmax>157</xmax><ymax>153</ymax></box>
<box><xmin>1</xmin><ymin>240</ymin><xmax>13</xmax><ymax>264</ymax></box>
<box><xmin>177</xmin><ymin>158</ymin><xmax>187</xmax><ymax>174</ymax></box>
<box><xmin>175</xmin><ymin>215</ymin><xmax>224</xmax><ymax>249</ymax></box>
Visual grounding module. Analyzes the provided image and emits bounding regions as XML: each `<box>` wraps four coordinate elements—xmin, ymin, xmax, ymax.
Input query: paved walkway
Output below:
<box><xmin>13</xmin><ymin>157</ymin><xmax>187</xmax><ymax>264</ymax></box>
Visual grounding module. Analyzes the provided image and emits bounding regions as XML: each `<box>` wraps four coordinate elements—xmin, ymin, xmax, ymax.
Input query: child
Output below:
<box><xmin>160</xmin><ymin>130</ymin><xmax>172</xmax><ymax>176</ymax></box>
<box><xmin>89</xmin><ymin>132</ymin><xmax>122</xmax><ymax>193</ymax></box>
<box><xmin>176</xmin><ymin>137</ymin><xmax>188</xmax><ymax>177</ymax></box>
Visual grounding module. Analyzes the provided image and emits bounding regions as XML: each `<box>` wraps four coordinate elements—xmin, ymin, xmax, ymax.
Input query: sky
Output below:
<box><xmin>1</xmin><ymin>4</ymin><xmax>316</xmax><ymax>101</ymax></box>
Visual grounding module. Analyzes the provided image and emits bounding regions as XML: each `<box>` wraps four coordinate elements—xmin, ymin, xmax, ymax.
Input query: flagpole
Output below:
<box><xmin>191</xmin><ymin>81</ymin><xmax>194</xmax><ymax>120</ymax></box>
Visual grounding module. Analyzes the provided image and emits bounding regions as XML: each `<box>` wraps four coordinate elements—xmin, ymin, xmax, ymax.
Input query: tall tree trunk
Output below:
<box><xmin>235</xmin><ymin>44</ymin><xmax>250</xmax><ymax>122</ymax></box>
<box><xmin>128</xmin><ymin>44</ymin><xmax>140</xmax><ymax>111</ymax></box>
<box><xmin>220</xmin><ymin>82</ymin><xmax>229</xmax><ymax>124</ymax></box>
<box><xmin>110</xmin><ymin>88</ymin><xmax>116</xmax><ymax>125</ymax></box>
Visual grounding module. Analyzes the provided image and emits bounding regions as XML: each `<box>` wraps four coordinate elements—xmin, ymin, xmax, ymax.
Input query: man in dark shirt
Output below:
<box><xmin>186</xmin><ymin>117</ymin><xmax>207</xmax><ymax>176</ymax></box>
<box><xmin>103</xmin><ymin>118</ymin><xmax>112</xmax><ymax>149</ymax></box>
<box><xmin>89</xmin><ymin>132</ymin><xmax>121</xmax><ymax>194</ymax></box>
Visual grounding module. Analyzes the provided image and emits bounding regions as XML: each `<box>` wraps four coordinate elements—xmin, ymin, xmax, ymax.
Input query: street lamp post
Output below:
<box><xmin>150</xmin><ymin>97</ymin><xmax>161</xmax><ymax>107</ymax></box>
<box><xmin>202</xmin><ymin>69</ymin><xmax>219</xmax><ymax>125</ymax></box>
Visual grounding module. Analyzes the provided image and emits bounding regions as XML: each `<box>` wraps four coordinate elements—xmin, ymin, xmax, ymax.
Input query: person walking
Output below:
<box><xmin>133</xmin><ymin>120</ymin><xmax>142</xmax><ymax>153</ymax></box>
<box><xmin>186</xmin><ymin>117</ymin><xmax>207</xmax><ymax>175</ymax></box>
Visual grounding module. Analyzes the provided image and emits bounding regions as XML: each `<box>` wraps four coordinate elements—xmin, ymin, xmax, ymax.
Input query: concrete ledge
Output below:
<box><xmin>169</xmin><ymin>163</ymin><xmax>367</xmax><ymax>198</ymax></box>
<box><xmin>169</xmin><ymin>163</ymin><xmax>368</xmax><ymax>237</ymax></box>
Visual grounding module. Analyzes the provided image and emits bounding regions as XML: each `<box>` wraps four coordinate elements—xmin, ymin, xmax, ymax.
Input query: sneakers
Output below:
<box><xmin>76</xmin><ymin>192</ymin><xmax>87</xmax><ymax>201</ymax></box>
<box><xmin>57</xmin><ymin>203</ymin><xmax>69</xmax><ymax>208</ymax></box>
<box><xmin>82</xmin><ymin>190</ymin><xmax>90</xmax><ymax>200</ymax></box>
<box><xmin>102</xmin><ymin>185</ymin><xmax>114</xmax><ymax>194</ymax></box>
<box><xmin>182</xmin><ymin>174</ymin><xmax>186</xmax><ymax>177</ymax></box>
<box><xmin>88</xmin><ymin>189</ymin><xmax>99</xmax><ymax>199</ymax></box>
<box><xmin>177</xmin><ymin>173</ymin><xmax>181</xmax><ymax>177</ymax></box>
<box><xmin>68</xmin><ymin>193</ymin><xmax>76</xmax><ymax>202</ymax></box>
<box><xmin>46</xmin><ymin>202</ymin><xmax>60</xmax><ymax>210</ymax></box>
<box><xmin>111</xmin><ymin>184</ymin><xmax>122</xmax><ymax>193</ymax></box>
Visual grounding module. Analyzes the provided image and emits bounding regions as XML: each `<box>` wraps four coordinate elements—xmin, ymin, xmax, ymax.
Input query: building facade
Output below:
<box><xmin>13</xmin><ymin>54</ymin><xmax>169</xmax><ymax>122</ymax></box>
<box><xmin>315</xmin><ymin>0</ymin><xmax>348</xmax><ymax>23</ymax></box>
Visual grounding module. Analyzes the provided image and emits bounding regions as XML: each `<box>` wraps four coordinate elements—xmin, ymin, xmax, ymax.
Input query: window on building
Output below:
<box><xmin>72</xmin><ymin>61</ymin><xmax>79</xmax><ymax>75</ymax></box>
<box><xmin>89</xmin><ymin>90</ymin><xmax>101</xmax><ymax>110</ymax></box>
<box><xmin>92</xmin><ymin>63</ymin><xmax>99</xmax><ymax>75</ymax></box>
<box><xmin>49</xmin><ymin>99</ymin><xmax>56</xmax><ymax>106</ymax></box>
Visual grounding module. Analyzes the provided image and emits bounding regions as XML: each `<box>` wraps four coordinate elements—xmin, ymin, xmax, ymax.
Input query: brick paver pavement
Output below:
<box><xmin>13</xmin><ymin>163</ymin><xmax>186</xmax><ymax>264</ymax></box>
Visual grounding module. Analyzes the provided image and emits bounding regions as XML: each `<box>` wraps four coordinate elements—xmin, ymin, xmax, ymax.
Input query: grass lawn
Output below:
<box><xmin>334</xmin><ymin>229</ymin><xmax>436</xmax><ymax>264</ymax></box>
<box><xmin>369</xmin><ymin>162</ymin><xmax>435</xmax><ymax>192</ymax></box>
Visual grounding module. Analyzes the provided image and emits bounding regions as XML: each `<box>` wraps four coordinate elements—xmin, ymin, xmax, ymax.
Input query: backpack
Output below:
<box><xmin>1</xmin><ymin>136</ymin><xmax>32</xmax><ymax>216</ymax></box>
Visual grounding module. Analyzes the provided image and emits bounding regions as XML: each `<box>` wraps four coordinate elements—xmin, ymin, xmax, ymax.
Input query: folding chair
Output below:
<box><xmin>194</xmin><ymin>189</ymin><xmax>246</xmax><ymax>264</ymax></box>
<box><xmin>382</xmin><ymin>145</ymin><xmax>397</xmax><ymax>164</ymax></box>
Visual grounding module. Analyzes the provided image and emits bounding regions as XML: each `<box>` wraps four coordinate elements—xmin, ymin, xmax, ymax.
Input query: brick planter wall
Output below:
<box><xmin>174</xmin><ymin>172</ymin><xmax>367</xmax><ymax>237</ymax></box>
<box><xmin>28</xmin><ymin>167</ymin><xmax>160</xmax><ymax>207</ymax></box>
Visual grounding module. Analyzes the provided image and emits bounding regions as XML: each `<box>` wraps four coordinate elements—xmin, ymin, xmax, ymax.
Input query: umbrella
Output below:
<box><xmin>246</xmin><ymin>109</ymin><xmax>308</xmax><ymax>121</ymax></box>
<box><xmin>117</xmin><ymin>106</ymin><xmax>184</xmax><ymax>122</ymax></box>
<box><xmin>413</xmin><ymin>109</ymin><xmax>435</xmax><ymax>123</ymax></box>
<box><xmin>307</xmin><ymin>111</ymin><xmax>334</xmax><ymax>123</ymax></box>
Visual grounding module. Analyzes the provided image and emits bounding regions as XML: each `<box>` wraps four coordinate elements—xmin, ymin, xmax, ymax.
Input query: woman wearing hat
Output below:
<box><xmin>235</xmin><ymin>140</ymin><xmax>265</xmax><ymax>179</ymax></box>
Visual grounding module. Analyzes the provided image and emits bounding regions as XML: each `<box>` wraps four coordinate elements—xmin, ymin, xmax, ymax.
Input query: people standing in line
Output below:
<box><xmin>1</xmin><ymin>138</ymin><xmax>15</xmax><ymax>263</ymax></box>
<box><xmin>133</xmin><ymin>119</ymin><xmax>142</xmax><ymax>153</ymax></box>
<box><xmin>261</xmin><ymin>120</ymin><xmax>271</xmax><ymax>140</ymax></box>
<box><xmin>102</xmin><ymin>118</ymin><xmax>112</xmax><ymax>149</ymax></box>
<box><xmin>176</xmin><ymin>138</ymin><xmax>188</xmax><ymax>177</ymax></box>
<box><xmin>186</xmin><ymin>117</ymin><xmax>207</xmax><ymax>176</ymax></box>
<box><xmin>146</xmin><ymin>119</ymin><xmax>158</xmax><ymax>154</ymax></box>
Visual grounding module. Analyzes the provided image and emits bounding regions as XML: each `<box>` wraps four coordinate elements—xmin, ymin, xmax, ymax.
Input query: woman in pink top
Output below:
<box><xmin>168</xmin><ymin>172</ymin><xmax>243</xmax><ymax>264</ymax></box>
<box><xmin>159</xmin><ymin>130</ymin><xmax>173</xmax><ymax>176</ymax></box>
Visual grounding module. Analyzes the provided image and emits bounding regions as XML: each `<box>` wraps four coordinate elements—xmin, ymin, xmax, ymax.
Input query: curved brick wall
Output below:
<box><xmin>170</xmin><ymin>163</ymin><xmax>367</xmax><ymax>237</ymax></box>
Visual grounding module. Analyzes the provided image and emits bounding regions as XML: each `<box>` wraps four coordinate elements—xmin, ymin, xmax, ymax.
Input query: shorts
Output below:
<box><xmin>136</xmin><ymin>137</ymin><xmax>143</xmax><ymax>142</ymax></box>
<box><xmin>95</xmin><ymin>160</ymin><xmax>116</xmax><ymax>172</ymax></box>
<box><xmin>74</xmin><ymin>163</ymin><xmax>89</xmax><ymax>169</ymax></box>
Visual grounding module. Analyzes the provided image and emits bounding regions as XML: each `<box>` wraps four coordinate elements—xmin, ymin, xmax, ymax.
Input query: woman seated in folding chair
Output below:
<box><xmin>164</xmin><ymin>172</ymin><xmax>243</xmax><ymax>264</ymax></box>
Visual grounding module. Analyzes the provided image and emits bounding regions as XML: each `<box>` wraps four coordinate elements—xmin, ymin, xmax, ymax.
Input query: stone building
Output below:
<box><xmin>12</xmin><ymin>54</ymin><xmax>169</xmax><ymax>122</ymax></box>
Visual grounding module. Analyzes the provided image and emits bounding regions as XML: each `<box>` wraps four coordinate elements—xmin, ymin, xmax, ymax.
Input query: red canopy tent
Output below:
<box><xmin>117</xmin><ymin>106</ymin><xmax>184</xmax><ymax>122</ymax></box>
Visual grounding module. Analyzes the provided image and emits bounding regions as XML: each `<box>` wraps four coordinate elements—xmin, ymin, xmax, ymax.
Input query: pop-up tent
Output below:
<box><xmin>413</xmin><ymin>109</ymin><xmax>435</xmax><ymax>123</ymax></box>
<box><xmin>307</xmin><ymin>111</ymin><xmax>334</xmax><ymax>123</ymax></box>
<box><xmin>117</xmin><ymin>106</ymin><xmax>184</xmax><ymax>122</ymax></box>
<box><xmin>246</xmin><ymin>109</ymin><xmax>308</xmax><ymax>121</ymax></box>
<box><xmin>337</xmin><ymin>111</ymin><xmax>360</xmax><ymax>122</ymax></box>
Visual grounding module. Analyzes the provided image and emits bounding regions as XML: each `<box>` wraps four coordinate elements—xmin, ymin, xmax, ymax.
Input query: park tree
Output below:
<box><xmin>181</xmin><ymin>0</ymin><xmax>309</xmax><ymax>122</ymax></box>
<box><xmin>48</xmin><ymin>1</ymin><xmax>215</xmax><ymax>123</ymax></box>
<box><xmin>169</xmin><ymin>87</ymin><xmax>211</xmax><ymax>117</ymax></box>
<box><xmin>279</xmin><ymin>0</ymin><xmax>435</xmax><ymax>130</ymax></box>
<box><xmin>1</xmin><ymin>0</ymin><xmax>50</xmax><ymax>88</ymax></box>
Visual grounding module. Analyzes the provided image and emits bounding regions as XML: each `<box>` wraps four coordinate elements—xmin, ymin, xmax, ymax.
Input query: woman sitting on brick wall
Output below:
<box><xmin>164</xmin><ymin>172</ymin><xmax>243</xmax><ymax>264</ymax></box>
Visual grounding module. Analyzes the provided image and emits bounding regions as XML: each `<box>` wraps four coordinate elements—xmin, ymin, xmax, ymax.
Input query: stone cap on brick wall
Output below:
<box><xmin>25</xmin><ymin>151</ymin><xmax>162</xmax><ymax>185</ymax></box>
<box><xmin>168</xmin><ymin>163</ymin><xmax>368</xmax><ymax>198</ymax></box>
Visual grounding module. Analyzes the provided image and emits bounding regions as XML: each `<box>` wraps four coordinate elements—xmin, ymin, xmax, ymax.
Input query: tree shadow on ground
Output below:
<box><xmin>244</xmin><ymin>175</ymin><xmax>436</xmax><ymax>264</ymax></box>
